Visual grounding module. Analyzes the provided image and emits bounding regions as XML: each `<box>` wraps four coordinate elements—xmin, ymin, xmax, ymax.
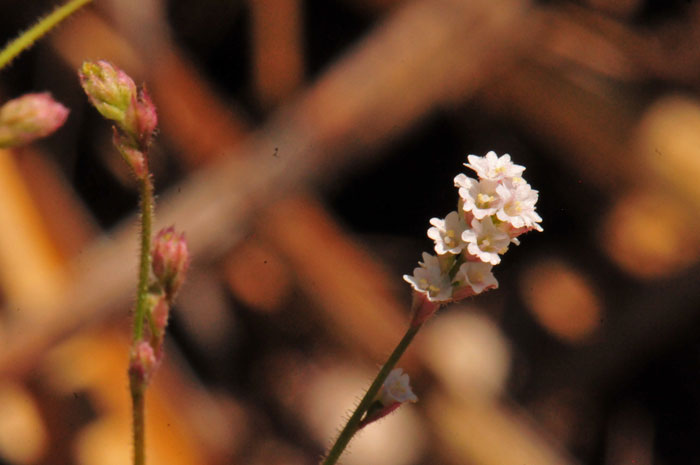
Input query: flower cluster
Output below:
<box><xmin>79</xmin><ymin>60</ymin><xmax>157</xmax><ymax>180</ymax></box>
<box><xmin>130</xmin><ymin>226</ymin><xmax>189</xmax><ymax>385</ymax></box>
<box><xmin>404</xmin><ymin>151</ymin><xmax>542</xmax><ymax>324</ymax></box>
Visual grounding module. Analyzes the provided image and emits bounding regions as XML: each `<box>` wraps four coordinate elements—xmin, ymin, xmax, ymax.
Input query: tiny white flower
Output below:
<box><xmin>453</xmin><ymin>261</ymin><xmax>499</xmax><ymax>295</ymax></box>
<box><xmin>461</xmin><ymin>216</ymin><xmax>511</xmax><ymax>265</ymax></box>
<box><xmin>428</xmin><ymin>211</ymin><xmax>468</xmax><ymax>254</ymax></box>
<box><xmin>403</xmin><ymin>252</ymin><xmax>452</xmax><ymax>302</ymax></box>
<box><xmin>455</xmin><ymin>176</ymin><xmax>503</xmax><ymax>219</ymax></box>
<box><xmin>466</xmin><ymin>151</ymin><xmax>525</xmax><ymax>182</ymax></box>
<box><xmin>379</xmin><ymin>368</ymin><xmax>418</xmax><ymax>405</ymax></box>
<box><xmin>495</xmin><ymin>182</ymin><xmax>543</xmax><ymax>232</ymax></box>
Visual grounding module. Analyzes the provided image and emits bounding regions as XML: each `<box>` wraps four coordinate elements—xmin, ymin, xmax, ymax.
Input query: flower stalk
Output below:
<box><xmin>79</xmin><ymin>60</ymin><xmax>188</xmax><ymax>465</ymax></box>
<box><xmin>0</xmin><ymin>0</ymin><xmax>92</xmax><ymax>71</ymax></box>
<box><xmin>133</xmin><ymin>176</ymin><xmax>154</xmax><ymax>343</ymax></box>
<box><xmin>321</xmin><ymin>151</ymin><xmax>542</xmax><ymax>465</ymax></box>
<box><xmin>321</xmin><ymin>323</ymin><xmax>420</xmax><ymax>465</ymax></box>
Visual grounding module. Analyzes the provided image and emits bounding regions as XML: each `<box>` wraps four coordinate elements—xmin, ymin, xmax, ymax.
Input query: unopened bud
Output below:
<box><xmin>129</xmin><ymin>341</ymin><xmax>158</xmax><ymax>386</ymax></box>
<box><xmin>79</xmin><ymin>60</ymin><xmax>137</xmax><ymax>128</ymax></box>
<box><xmin>151</xmin><ymin>293</ymin><xmax>170</xmax><ymax>334</ymax></box>
<box><xmin>0</xmin><ymin>92</ymin><xmax>69</xmax><ymax>148</ymax></box>
<box><xmin>113</xmin><ymin>128</ymin><xmax>147</xmax><ymax>179</ymax></box>
<box><xmin>152</xmin><ymin>226</ymin><xmax>189</xmax><ymax>299</ymax></box>
<box><xmin>129</xmin><ymin>87</ymin><xmax>158</xmax><ymax>148</ymax></box>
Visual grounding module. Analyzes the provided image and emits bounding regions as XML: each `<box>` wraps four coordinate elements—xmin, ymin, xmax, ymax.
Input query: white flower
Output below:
<box><xmin>403</xmin><ymin>252</ymin><xmax>452</xmax><ymax>302</ymax></box>
<box><xmin>495</xmin><ymin>182</ymin><xmax>543</xmax><ymax>232</ymax></box>
<box><xmin>454</xmin><ymin>175</ymin><xmax>503</xmax><ymax>219</ymax></box>
<box><xmin>379</xmin><ymin>368</ymin><xmax>418</xmax><ymax>405</ymax></box>
<box><xmin>428</xmin><ymin>211</ymin><xmax>468</xmax><ymax>254</ymax></box>
<box><xmin>461</xmin><ymin>216</ymin><xmax>511</xmax><ymax>265</ymax></box>
<box><xmin>465</xmin><ymin>151</ymin><xmax>525</xmax><ymax>182</ymax></box>
<box><xmin>453</xmin><ymin>261</ymin><xmax>499</xmax><ymax>295</ymax></box>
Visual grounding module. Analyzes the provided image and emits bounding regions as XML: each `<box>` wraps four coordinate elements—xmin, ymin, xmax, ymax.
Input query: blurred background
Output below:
<box><xmin>0</xmin><ymin>0</ymin><xmax>699</xmax><ymax>464</ymax></box>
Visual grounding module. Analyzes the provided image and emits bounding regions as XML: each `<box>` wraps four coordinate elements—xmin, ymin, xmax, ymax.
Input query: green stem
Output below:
<box><xmin>130</xmin><ymin>376</ymin><xmax>146</xmax><ymax>465</ymax></box>
<box><xmin>321</xmin><ymin>323</ymin><xmax>421</xmax><ymax>465</ymax></box>
<box><xmin>130</xmin><ymin>174</ymin><xmax>153</xmax><ymax>465</ymax></box>
<box><xmin>0</xmin><ymin>0</ymin><xmax>92</xmax><ymax>70</ymax></box>
<box><xmin>133</xmin><ymin>175</ymin><xmax>154</xmax><ymax>342</ymax></box>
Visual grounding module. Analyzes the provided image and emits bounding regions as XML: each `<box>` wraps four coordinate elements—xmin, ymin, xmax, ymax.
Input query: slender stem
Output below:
<box><xmin>0</xmin><ymin>0</ymin><xmax>92</xmax><ymax>70</ymax></box>
<box><xmin>321</xmin><ymin>323</ymin><xmax>421</xmax><ymax>465</ymax></box>
<box><xmin>130</xmin><ymin>174</ymin><xmax>153</xmax><ymax>465</ymax></box>
<box><xmin>130</xmin><ymin>376</ymin><xmax>146</xmax><ymax>465</ymax></box>
<box><xmin>133</xmin><ymin>175</ymin><xmax>154</xmax><ymax>342</ymax></box>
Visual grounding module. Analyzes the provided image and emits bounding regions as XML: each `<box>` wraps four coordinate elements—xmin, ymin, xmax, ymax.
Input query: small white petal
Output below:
<box><xmin>460</xmin><ymin>179</ymin><xmax>503</xmax><ymax>219</ymax></box>
<box><xmin>461</xmin><ymin>217</ymin><xmax>510</xmax><ymax>265</ymax></box>
<box><xmin>453</xmin><ymin>261</ymin><xmax>499</xmax><ymax>295</ymax></box>
<box><xmin>403</xmin><ymin>252</ymin><xmax>452</xmax><ymax>302</ymax></box>
<box><xmin>379</xmin><ymin>368</ymin><xmax>418</xmax><ymax>405</ymax></box>
<box><xmin>465</xmin><ymin>151</ymin><xmax>525</xmax><ymax>182</ymax></box>
<box><xmin>427</xmin><ymin>211</ymin><xmax>468</xmax><ymax>255</ymax></box>
<box><xmin>495</xmin><ymin>182</ymin><xmax>542</xmax><ymax>231</ymax></box>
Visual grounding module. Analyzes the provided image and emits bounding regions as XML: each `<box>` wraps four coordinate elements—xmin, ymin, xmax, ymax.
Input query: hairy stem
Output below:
<box><xmin>130</xmin><ymin>174</ymin><xmax>153</xmax><ymax>465</ymax></box>
<box><xmin>133</xmin><ymin>175</ymin><xmax>153</xmax><ymax>342</ymax></box>
<box><xmin>130</xmin><ymin>376</ymin><xmax>145</xmax><ymax>465</ymax></box>
<box><xmin>321</xmin><ymin>323</ymin><xmax>421</xmax><ymax>465</ymax></box>
<box><xmin>0</xmin><ymin>0</ymin><xmax>92</xmax><ymax>70</ymax></box>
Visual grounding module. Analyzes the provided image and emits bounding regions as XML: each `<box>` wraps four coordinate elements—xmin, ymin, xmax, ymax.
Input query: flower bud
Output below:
<box><xmin>129</xmin><ymin>341</ymin><xmax>158</xmax><ymax>386</ymax></box>
<box><xmin>0</xmin><ymin>92</ymin><xmax>69</xmax><ymax>148</ymax></box>
<box><xmin>152</xmin><ymin>226</ymin><xmax>189</xmax><ymax>299</ymax></box>
<box><xmin>131</xmin><ymin>87</ymin><xmax>158</xmax><ymax>147</ymax></box>
<box><xmin>149</xmin><ymin>292</ymin><xmax>170</xmax><ymax>338</ymax></box>
<box><xmin>79</xmin><ymin>60</ymin><xmax>137</xmax><ymax>128</ymax></box>
<box><xmin>113</xmin><ymin>128</ymin><xmax>147</xmax><ymax>179</ymax></box>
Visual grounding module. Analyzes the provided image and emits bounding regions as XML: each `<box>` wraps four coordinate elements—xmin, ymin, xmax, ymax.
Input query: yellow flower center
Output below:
<box><xmin>476</xmin><ymin>193</ymin><xmax>494</xmax><ymax>208</ymax></box>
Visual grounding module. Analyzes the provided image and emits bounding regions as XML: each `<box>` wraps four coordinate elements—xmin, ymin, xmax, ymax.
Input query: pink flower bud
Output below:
<box><xmin>152</xmin><ymin>226</ymin><xmax>189</xmax><ymax>299</ymax></box>
<box><xmin>113</xmin><ymin>128</ymin><xmax>147</xmax><ymax>179</ymax></box>
<box><xmin>134</xmin><ymin>87</ymin><xmax>158</xmax><ymax>146</ymax></box>
<box><xmin>79</xmin><ymin>60</ymin><xmax>137</xmax><ymax>127</ymax></box>
<box><xmin>129</xmin><ymin>341</ymin><xmax>158</xmax><ymax>386</ymax></box>
<box><xmin>0</xmin><ymin>92</ymin><xmax>69</xmax><ymax>148</ymax></box>
<box><xmin>79</xmin><ymin>61</ymin><xmax>158</xmax><ymax>177</ymax></box>
<box><xmin>151</xmin><ymin>294</ymin><xmax>170</xmax><ymax>334</ymax></box>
